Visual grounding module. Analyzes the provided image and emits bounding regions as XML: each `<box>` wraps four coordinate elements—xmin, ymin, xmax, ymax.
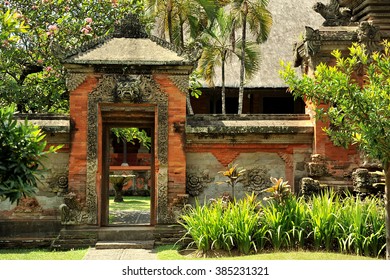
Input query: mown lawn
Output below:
<box><xmin>0</xmin><ymin>248</ymin><xmax>88</xmax><ymax>260</ymax></box>
<box><xmin>109</xmin><ymin>196</ymin><xmax>150</xmax><ymax>211</ymax></box>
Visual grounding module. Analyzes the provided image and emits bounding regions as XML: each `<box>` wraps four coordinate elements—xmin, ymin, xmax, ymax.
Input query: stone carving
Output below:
<box><xmin>357</xmin><ymin>21</ymin><xmax>381</xmax><ymax>53</ymax></box>
<box><xmin>113</xmin><ymin>13</ymin><xmax>148</xmax><ymax>39</ymax></box>
<box><xmin>304</xmin><ymin>27</ymin><xmax>321</xmax><ymax>57</ymax></box>
<box><xmin>169</xmin><ymin>75</ymin><xmax>189</xmax><ymax>95</ymax></box>
<box><xmin>48</xmin><ymin>174</ymin><xmax>68</xmax><ymax>195</ymax></box>
<box><xmin>313</xmin><ymin>0</ymin><xmax>352</xmax><ymax>26</ymax></box>
<box><xmin>186</xmin><ymin>170</ymin><xmax>213</xmax><ymax>197</ymax></box>
<box><xmin>307</xmin><ymin>154</ymin><xmax>328</xmax><ymax>177</ymax></box>
<box><xmin>66</xmin><ymin>73</ymin><xmax>88</xmax><ymax>92</ymax></box>
<box><xmin>244</xmin><ymin>168</ymin><xmax>270</xmax><ymax>194</ymax></box>
<box><xmin>116</xmin><ymin>76</ymin><xmax>143</xmax><ymax>103</ymax></box>
<box><xmin>300</xmin><ymin>177</ymin><xmax>321</xmax><ymax>197</ymax></box>
<box><xmin>169</xmin><ymin>194</ymin><xmax>190</xmax><ymax>223</ymax></box>
<box><xmin>60</xmin><ymin>192</ymin><xmax>89</xmax><ymax>225</ymax></box>
<box><xmin>157</xmin><ymin>167</ymin><xmax>169</xmax><ymax>223</ymax></box>
<box><xmin>352</xmin><ymin>168</ymin><xmax>385</xmax><ymax>194</ymax></box>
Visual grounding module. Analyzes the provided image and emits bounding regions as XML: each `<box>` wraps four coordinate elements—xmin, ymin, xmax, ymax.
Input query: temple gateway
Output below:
<box><xmin>0</xmin><ymin>0</ymin><xmax>388</xmax><ymax>249</ymax></box>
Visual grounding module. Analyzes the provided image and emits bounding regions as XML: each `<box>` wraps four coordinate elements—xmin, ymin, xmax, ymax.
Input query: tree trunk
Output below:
<box><xmin>167</xmin><ymin>0</ymin><xmax>173</xmax><ymax>43</ymax></box>
<box><xmin>221</xmin><ymin>55</ymin><xmax>226</xmax><ymax>115</ymax></box>
<box><xmin>385</xmin><ymin>162</ymin><xmax>390</xmax><ymax>260</ymax></box>
<box><xmin>238</xmin><ymin>2</ymin><xmax>248</xmax><ymax>115</ymax></box>
<box><xmin>186</xmin><ymin>91</ymin><xmax>194</xmax><ymax>115</ymax></box>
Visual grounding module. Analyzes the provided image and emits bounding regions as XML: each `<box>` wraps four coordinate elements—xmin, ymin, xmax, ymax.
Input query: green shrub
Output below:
<box><xmin>180</xmin><ymin>188</ymin><xmax>385</xmax><ymax>258</ymax></box>
<box><xmin>337</xmin><ymin>194</ymin><xmax>385</xmax><ymax>257</ymax></box>
<box><xmin>307</xmin><ymin>190</ymin><xmax>341</xmax><ymax>251</ymax></box>
<box><xmin>0</xmin><ymin>105</ymin><xmax>59</xmax><ymax>203</ymax></box>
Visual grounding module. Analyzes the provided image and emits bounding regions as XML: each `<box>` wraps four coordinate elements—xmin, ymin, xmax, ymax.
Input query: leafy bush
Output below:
<box><xmin>0</xmin><ymin>105</ymin><xmax>59</xmax><ymax>203</ymax></box>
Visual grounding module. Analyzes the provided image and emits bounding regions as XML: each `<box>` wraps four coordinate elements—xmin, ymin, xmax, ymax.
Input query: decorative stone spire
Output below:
<box><xmin>113</xmin><ymin>13</ymin><xmax>148</xmax><ymax>39</ymax></box>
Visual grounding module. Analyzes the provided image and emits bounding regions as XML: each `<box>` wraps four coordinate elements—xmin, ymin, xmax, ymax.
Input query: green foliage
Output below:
<box><xmin>280</xmin><ymin>41</ymin><xmax>390</xmax><ymax>166</ymax></box>
<box><xmin>262</xmin><ymin>177</ymin><xmax>292</xmax><ymax>204</ymax></box>
<box><xmin>180</xmin><ymin>194</ymin><xmax>261</xmax><ymax>254</ymax></box>
<box><xmin>180</xmin><ymin>190</ymin><xmax>385</xmax><ymax>257</ymax></box>
<box><xmin>0</xmin><ymin>105</ymin><xmax>59</xmax><ymax>203</ymax></box>
<box><xmin>0</xmin><ymin>0</ymin><xmax>145</xmax><ymax>113</ymax></box>
<box><xmin>218</xmin><ymin>162</ymin><xmax>246</xmax><ymax>199</ymax></box>
<box><xmin>111</xmin><ymin>128</ymin><xmax>151</xmax><ymax>150</ymax></box>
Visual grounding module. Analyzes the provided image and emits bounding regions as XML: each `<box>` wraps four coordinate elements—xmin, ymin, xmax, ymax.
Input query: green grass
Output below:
<box><xmin>109</xmin><ymin>196</ymin><xmax>150</xmax><ymax>211</ymax></box>
<box><xmin>0</xmin><ymin>248</ymin><xmax>88</xmax><ymax>260</ymax></box>
<box><xmin>156</xmin><ymin>245</ymin><xmax>380</xmax><ymax>260</ymax></box>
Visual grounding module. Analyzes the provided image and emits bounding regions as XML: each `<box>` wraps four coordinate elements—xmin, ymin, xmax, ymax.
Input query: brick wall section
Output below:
<box><xmin>153</xmin><ymin>74</ymin><xmax>187</xmax><ymax>205</ymax></box>
<box><xmin>68</xmin><ymin>75</ymin><xmax>99</xmax><ymax>202</ymax></box>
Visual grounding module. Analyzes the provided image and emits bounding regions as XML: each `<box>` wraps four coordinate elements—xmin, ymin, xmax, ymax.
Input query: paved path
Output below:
<box><xmin>83</xmin><ymin>248</ymin><xmax>158</xmax><ymax>260</ymax></box>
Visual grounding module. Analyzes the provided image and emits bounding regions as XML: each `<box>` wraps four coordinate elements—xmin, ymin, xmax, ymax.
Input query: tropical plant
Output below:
<box><xmin>280</xmin><ymin>40</ymin><xmax>390</xmax><ymax>259</ymax></box>
<box><xmin>0</xmin><ymin>0</ymin><xmax>144</xmax><ymax>113</ymax></box>
<box><xmin>197</xmin><ymin>8</ymin><xmax>238</xmax><ymax>114</ymax></box>
<box><xmin>0</xmin><ymin>105</ymin><xmax>60</xmax><ymax>203</ymax></box>
<box><xmin>218</xmin><ymin>162</ymin><xmax>246</xmax><ymax>199</ymax></box>
<box><xmin>112</xmin><ymin>127</ymin><xmax>151</xmax><ymax>150</ymax></box>
<box><xmin>231</xmin><ymin>0</ymin><xmax>272</xmax><ymax>114</ymax></box>
<box><xmin>262</xmin><ymin>177</ymin><xmax>292</xmax><ymax>204</ymax></box>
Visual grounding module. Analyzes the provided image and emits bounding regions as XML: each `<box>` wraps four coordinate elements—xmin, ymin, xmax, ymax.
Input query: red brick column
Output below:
<box><xmin>153</xmin><ymin>74</ymin><xmax>187</xmax><ymax>205</ymax></box>
<box><xmin>68</xmin><ymin>75</ymin><xmax>99</xmax><ymax>202</ymax></box>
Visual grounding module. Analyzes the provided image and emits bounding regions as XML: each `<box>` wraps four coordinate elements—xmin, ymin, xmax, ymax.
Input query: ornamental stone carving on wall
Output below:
<box><xmin>244</xmin><ymin>167</ymin><xmax>271</xmax><ymax>194</ymax></box>
<box><xmin>186</xmin><ymin>170</ymin><xmax>213</xmax><ymax>197</ymax></box>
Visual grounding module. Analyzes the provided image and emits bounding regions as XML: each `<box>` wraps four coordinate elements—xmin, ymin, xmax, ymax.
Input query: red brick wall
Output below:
<box><xmin>68</xmin><ymin>75</ymin><xmax>99</xmax><ymax>202</ymax></box>
<box><xmin>154</xmin><ymin>74</ymin><xmax>187</xmax><ymax>204</ymax></box>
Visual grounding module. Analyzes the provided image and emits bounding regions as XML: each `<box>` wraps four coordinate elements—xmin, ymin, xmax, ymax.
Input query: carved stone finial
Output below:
<box><xmin>313</xmin><ymin>0</ymin><xmax>352</xmax><ymax>26</ymax></box>
<box><xmin>113</xmin><ymin>13</ymin><xmax>148</xmax><ymax>39</ymax></box>
<box><xmin>304</xmin><ymin>26</ymin><xmax>322</xmax><ymax>56</ymax></box>
<box><xmin>357</xmin><ymin>21</ymin><xmax>381</xmax><ymax>52</ymax></box>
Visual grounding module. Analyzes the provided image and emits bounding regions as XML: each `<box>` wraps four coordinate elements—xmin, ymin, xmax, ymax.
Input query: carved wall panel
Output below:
<box><xmin>244</xmin><ymin>168</ymin><xmax>270</xmax><ymax>194</ymax></box>
<box><xmin>186</xmin><ymin>170</ymin><xmax>213</xmax><ymax>197</ymax></box>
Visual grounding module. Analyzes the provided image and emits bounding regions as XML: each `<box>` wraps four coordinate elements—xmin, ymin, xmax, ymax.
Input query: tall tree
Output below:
<box><xmin>280</xmin><ymin>41</ymin><xmax>390</xmax><ymax>259</ymax></box>
<box><xmin>197</xmin><ymin>8</ymin><xmax>260</xmax><ymax>114</ymax></box>
<box><xmin>0</xmin><ymin>0</ymin><xmax>144</xmax><ymax>113</ymax></box>
<box><xmin>231</xmin><ymin>0</ymin><xmax>272</xmax><ymax>114</ymax></box>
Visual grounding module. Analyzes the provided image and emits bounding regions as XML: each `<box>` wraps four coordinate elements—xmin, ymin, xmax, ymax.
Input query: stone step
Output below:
<box><xmin>97</xmin><ymin>226</ymin><xmax>154</xmax><ymax>241</ymax></box>
<box><xmin>95</xmin><ymin>240</ymin><xmax>154</xmax><ymax>250</ymax></box>
<box><xmin>0</xmin><ymin>237</ymin><xmax>54</xmax><ymax>249</ymax></box>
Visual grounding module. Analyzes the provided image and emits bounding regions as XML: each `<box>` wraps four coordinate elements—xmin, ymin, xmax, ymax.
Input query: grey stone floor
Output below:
<box><xmin>110</xmin><ymin>210</ymin><xmax>150</xmax><ymax>225</ymax></box>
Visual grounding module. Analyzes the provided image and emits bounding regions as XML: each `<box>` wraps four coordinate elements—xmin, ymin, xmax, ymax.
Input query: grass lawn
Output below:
<box><xmin>156</xmin><ymin>245</ymin><xmax>381</xmax><ymax>260</ymax></box>
<box><xmin>0</xmin><ymin>248</ymin><xmax>88</xmax><ymax>260</ymax></box>
<box><xmin>109</xmin><ymin>196</ymin><xmax>150</xmax><ymax>211</ymax></box>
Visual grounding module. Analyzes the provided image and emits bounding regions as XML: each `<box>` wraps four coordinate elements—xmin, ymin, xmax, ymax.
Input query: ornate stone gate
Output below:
<box><xmin>62</xmin><ymin>16</ymin><xmax>192</xmax><ymax>226</ymax></box>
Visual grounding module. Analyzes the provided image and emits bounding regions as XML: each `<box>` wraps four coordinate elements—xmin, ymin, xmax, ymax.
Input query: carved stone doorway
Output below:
<box><xmin>99</xmin><ymin>104</ymin><xmax>156</xmax><ymax>226</ymax></box>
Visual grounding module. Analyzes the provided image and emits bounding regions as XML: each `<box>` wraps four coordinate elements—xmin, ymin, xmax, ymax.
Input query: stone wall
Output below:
<box><xmin>0</xmin><ymin>116</ymin><xmax>70</xmax><ymax>221</ymax></box>
<box><xmin>185</xmin><ymin>114</ymin><xmax>314</xmax><ymax>204</ymax></box>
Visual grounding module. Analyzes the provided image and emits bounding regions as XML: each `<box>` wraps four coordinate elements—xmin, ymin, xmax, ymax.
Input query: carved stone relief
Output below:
<box><xmin>313</xmin><ymin>0</ymin><xmax>352</xmax><ymax>26</ymax></box>
<box><xmin>244</xmin><ymin>168</ymin><xmax>270</xmax><ymax>194</ymax></box>
<box><xmin>66</xmin><ymin>73</ymin><xmax>88</xmax><ymax>92</ymax></box>
<box><xmin>186</xmin><ymin>170</ymin><xmax>213</xmax><ymax>197</ymax></box>
<box><xmin>60</xmin><ymin>192</ymin><xmax>89</xmax><ymax>225</ymax></box>
<box><xmin>304</xmin><ymin>27</ymin><xmax>322</xmax><ymax>57</ymax></box>
<box><xmin>48</xmin><ymin>174</ymin><xmax>68</xmax><ymax>195</ymax></box>
<box><xmin>357</xmin><ymin>21</ymin><xmax>381</xmax><ymax>53</ymax></box>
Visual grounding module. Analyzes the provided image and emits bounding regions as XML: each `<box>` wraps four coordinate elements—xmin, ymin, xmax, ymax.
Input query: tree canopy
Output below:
<box><xmin>0</xmin><ymin>0</ymin><xmax>144</xmax><ymax>113</ymax></box>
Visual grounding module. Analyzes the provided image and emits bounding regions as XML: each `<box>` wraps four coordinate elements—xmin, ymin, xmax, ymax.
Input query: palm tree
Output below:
<box><xmin>145</xmin><ymin>0</ymin><xmax>217</xmax><ymax>48</ymax></box>
<box><xmin>197</xmin><ymin>8</ymin><xmax>260</xmax><ymax>114</ymax></box>
<box><xmin>231</xmin><ymin>0</ymin><xmax>272</xmax><ymax>114</ymax></box>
